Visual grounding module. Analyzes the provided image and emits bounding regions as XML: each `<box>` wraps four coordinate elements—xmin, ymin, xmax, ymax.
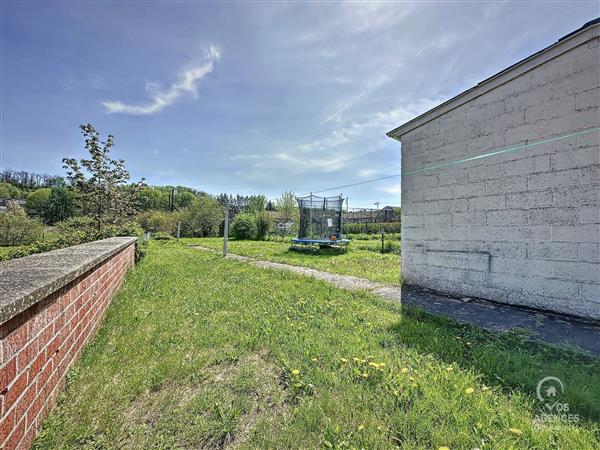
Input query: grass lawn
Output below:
<box><xmin>34</xmin><ymin>241</ymin><xmax>600</xmax><ymax>449</ymax></box>
<box><xmin>184</xmin><ymin>237</ymin><xmax>401</xmax><ymax>285</ymax></box>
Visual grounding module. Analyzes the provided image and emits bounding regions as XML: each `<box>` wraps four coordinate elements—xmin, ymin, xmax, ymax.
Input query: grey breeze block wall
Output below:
<box><xmin>392</xmin><ymin>22</ymin><xmax>600</xmax><ymax>319</ymax></box>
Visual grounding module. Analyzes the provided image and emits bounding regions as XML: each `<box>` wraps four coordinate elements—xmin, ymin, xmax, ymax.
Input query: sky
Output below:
<box><xmin>1</xmin><ymin>1</ymin><xmax>597</xmax><ymax>208</ymax></box>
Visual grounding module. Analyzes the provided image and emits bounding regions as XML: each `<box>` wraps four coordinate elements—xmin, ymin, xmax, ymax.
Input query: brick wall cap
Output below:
<box><xmin>0</xmin><ymin>237</ymin><xmax>137</xmax><ymax>325</ymax></box>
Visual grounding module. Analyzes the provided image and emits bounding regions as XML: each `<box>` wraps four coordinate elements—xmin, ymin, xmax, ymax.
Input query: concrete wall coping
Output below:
<box><xmin>0</xmin><ymin>237</ymin><xmax>137</xmax><ymax>326</ymax></box>
<box><xmin>387</xmin><ymin>20</ymin><xmax>599</xmax><ymax>140</ymax></box>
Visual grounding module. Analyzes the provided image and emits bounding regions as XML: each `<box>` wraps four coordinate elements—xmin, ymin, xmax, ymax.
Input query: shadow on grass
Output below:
<box><xmin>386</xmin><ymin>305</ymin><xmax>600</xmax><ymax>424</ymax></box>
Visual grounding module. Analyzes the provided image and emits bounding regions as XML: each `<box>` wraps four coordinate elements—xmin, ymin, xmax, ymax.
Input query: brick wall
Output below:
<box><xmin>0</xmin><ymin>243</ymin><xmax>135</xmax><ymax>449</ymax></box>
<box><xmin>397</xmin><ymin>25</ymin><xmax>599</xmax><ymax>318</ymax></box>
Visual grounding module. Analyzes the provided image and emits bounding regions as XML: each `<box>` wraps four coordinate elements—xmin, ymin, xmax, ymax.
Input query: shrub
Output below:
<box><xmin>0</xmin><ymin>216</ymin><xmax>144</xmax><ymax>262</ymax></box>
<box><xmin>0</xmin><ymin>203</ymin><xmax>44</xmax><ymax>246</ymax></box>
<box><xmin>152</xmin><ymin>231</ymin><xmax>173</xmax><ymax>240</ymax></box>
<box><xmin>137</xmin><ymin>210</ymin><xmax>179</xmax><ymax>234</ymax></box>
<box><xmin>343</xmin><ymin>221</ymin><xmax>401</xmax><ymax>235</ymax></box>
<box><xmin>254</xmin><ymin>211</ymin><xmax>272</xmax><ymax>240</ymax></box>
<box><xmin>231</xmin><ymin>213</ymin><xmax>257</xmax><ymax>240</ymax></box>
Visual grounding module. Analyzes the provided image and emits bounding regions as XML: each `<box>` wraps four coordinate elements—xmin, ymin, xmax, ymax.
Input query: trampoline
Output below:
<box><xmin>292</xmin><ymin>194</ymin><xmax>349</xmax><ymax>248</ymax></box>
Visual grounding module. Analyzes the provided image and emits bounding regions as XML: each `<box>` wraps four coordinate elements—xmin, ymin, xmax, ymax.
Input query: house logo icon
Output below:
<box><xmin>536</xmin><ymin>376</ymin><xmax>564</xmax><ymax>411</ymax></box>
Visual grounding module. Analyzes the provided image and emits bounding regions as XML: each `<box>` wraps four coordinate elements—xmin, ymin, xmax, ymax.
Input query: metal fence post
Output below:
<box><xmin>223</xmin><ymin>203</ymin><xmax>229</xmax><ymax>257</ymax></box>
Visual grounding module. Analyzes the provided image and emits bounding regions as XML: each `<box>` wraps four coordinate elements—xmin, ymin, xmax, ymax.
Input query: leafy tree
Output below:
<box><xmin>26</xmin><ymin>188</ymin><xmax>51</xmax><ymax>215</ymax></box>
<box><xmin>180</xmin><ymin>196</ymin><xmax>223</xmax><ymax>237</ymax></box>
<box><xmin>139</xmin><ymin>187</ymin><xmax>169</xmax><ymax>211</ymax></box>
<box><xmin>43</xmin><ymin>186</ymin><xmax>75</xmax><ymax>224</ymax></box>
<box><xmin>174</xmin><ymin>190</ymin><xmax>196</xmax><ymax>209</ymax></box>
<box><xmin>0</xmin><ymin>203</ymin><xmax>44</xmax><ymax>246</ymax></box>
<box><xmin>63</xmin><ymin>124</ymin><xmax>145</xmax><ymax>230</ymax></box>
<box><xmin>137</xmin><ymin>210</ymin><xmax>179</xmax><ymax>234</ymax></box>
<box><xmin>275</xmin><ymin>191</ymin><xmax>299</xmax><ymax>235</ymax></box>
<box><xmin>247</xmin><ymin>195</ymin><xmax>267</xmax><ymax>213</ymax></box>
<box><xmin>231</xmin><ymin>213</ymin><xmax>257</xmax><ymax>240</ymax></box>
<box><xmin>0</xmin><ymin>182</ymin><xmax>22</xmax><ymax>199</ymax></box>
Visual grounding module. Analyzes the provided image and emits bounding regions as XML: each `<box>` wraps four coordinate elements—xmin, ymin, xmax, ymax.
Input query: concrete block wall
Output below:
<box><xmin>398</xmin><ymin>26</ymin><xmax>600</xmax><ymax>319</ymax></box>
<box><xmin>0</xmin><ymin>238</ymin><xmax>136</xmax><ymax>449</ymax></box>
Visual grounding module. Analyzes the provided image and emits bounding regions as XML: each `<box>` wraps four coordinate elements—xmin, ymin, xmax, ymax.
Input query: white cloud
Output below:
<box><xmin>358</xmin><ymin>168</ymin><xmax>376</xmax><ymax>178</ymax></box>
<box><xmin>379</xmin><ymin>183</ymin><xmax>401</xmax><ymax>195</ymax></box>
<box><xmin>103</xmin><ymin>46</ymin><xmax>221</xmax><ymax>115</ymax></box>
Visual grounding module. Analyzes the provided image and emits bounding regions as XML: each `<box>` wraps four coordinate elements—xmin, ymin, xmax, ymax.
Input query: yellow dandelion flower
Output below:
<box><xmin>378</xmin><ymin>363</ymin><xmax>385</xmax><ymax>367</ymax></box>
<box><xmin>357</xmin><ymin>424</ymin><xmax>365</xmax><ymax>432</ymax></box>
<box><xmin>291</xmin><ymin>369</ymin><xmax>300</xmax><ymax>375</ymax></box>
<box><xmin>465</xmin><ymin>387</ymin><xmax>475</xmax><ymax>394</ymax></box>
<box><xmin>509</xmin><ymin>428</ymin><xmax>523</xmax><ymax>435</ymax></box>
<box><xmin>401</xmin><ymin>368</ymin><xmax>409</xmax><ymax>373</ymax></box>
<box><xmin>311</xmin><ymin>358</ymin><xmax>318</xmax><ymax>362</ymax></box>
<box><xmin>361</xmin><ymin>372</ymin><xmax>369</xmax><ymax>378</ymax></box>
<box><xmin>439</xmin><ymin>447</ymin><xmax>450</xmax><ymax>450</ymax></box>
<box><xmin>446</xmin><ymin>366</ymin><xmax>453</xmax><ymax>371</ymax></box>
<box><xmin>377</xmin><ymin>425</ymin><xmax>384</xmax><ymax>431</ymax></box>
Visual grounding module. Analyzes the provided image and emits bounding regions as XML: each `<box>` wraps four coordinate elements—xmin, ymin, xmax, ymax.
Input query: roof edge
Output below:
<box><xmin>387</xmin><ymin>18</ymin><xmax>600</xmax><ymax>141</ymax></box>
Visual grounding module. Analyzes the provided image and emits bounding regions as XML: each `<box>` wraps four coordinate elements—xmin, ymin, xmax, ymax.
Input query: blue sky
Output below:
<box><xmin>1</xmin><ymin>2</ymin><xmax>597</xmax><ymax>207</ymax></box>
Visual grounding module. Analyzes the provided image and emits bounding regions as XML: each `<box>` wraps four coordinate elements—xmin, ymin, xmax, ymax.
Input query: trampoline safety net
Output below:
<box><xmin>295</xmin><ymin>194</ymin><xmax>344</xmax><ymax>240</ymax></box>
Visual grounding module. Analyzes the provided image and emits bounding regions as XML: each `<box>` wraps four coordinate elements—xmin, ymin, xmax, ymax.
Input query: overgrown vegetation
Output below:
<box><xmin>33</xmin><ymin>242</ymin><xmax>600</xmax><ymax>449</ymax></box>
<box><xmin>0</xmin><ymin>203</ymin><xmax>44</xmax><ymax>246</ymax></box>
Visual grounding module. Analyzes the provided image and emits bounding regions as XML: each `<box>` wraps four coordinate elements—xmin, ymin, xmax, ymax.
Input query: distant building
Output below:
<box><xmin>387</xmin><ymin>19</ymin><xmax>599</xmax><ymax>319</ymax></box>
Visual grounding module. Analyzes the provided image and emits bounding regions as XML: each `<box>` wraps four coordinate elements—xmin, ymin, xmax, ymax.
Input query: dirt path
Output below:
<box><xmin>189</xmin><ymin>244</ymin><xmax>600</xmax><ymax>356</ymax></box>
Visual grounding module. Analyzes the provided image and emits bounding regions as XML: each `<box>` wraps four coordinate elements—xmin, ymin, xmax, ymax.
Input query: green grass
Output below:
<box><xmin>184</xmin><ymin>237</ymin><xmax>401</xmax><ymax>285</ymax></box>
<box><xmin>34</xmin><ymin>241</ymin><xmax>599</xmax><ymax>449</ymax></box>
<box><xmin>0</xmin><ymin>245</ymin><xmax>27</xmax><ymax>258</ymax></box>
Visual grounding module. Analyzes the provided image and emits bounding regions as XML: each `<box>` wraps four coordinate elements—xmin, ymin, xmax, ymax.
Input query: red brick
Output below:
<box><xmin>16</xmin><ymin>339</ymin><xmax>39</xmax><ymax>373</ymax></box>
<box><xmin>0</xmin><ymin>407</ymin><xmax>15</xmax><ymax>446</ymax></box>
<box><xmin>15</xmin><ymin>383</ymin><xmax>35</xmax><ymax>419</ymax></box>
<box><xmin>0</xmin><ymin>359</ymin><xmax>16</xmax><ymax>394</ymax></box>
<box><xmin>5</xmin><ymin>371</ymin><xmax>27</xmax><ymax>412</ymax></box>
<box><xmin>3</xmin><ymin>328</ymin><xmax>28</xmax><ymax>363</ymax></box>
<box><xmin>28</xmin><ymin>350</ymin><xmax>45</xmax><ymax>380</ymax></box>
<box><xmin>36</xmin><ymin>361</ymin><xmax>53</xmax><ymax>393</ymax></box>
<box><xmin>4</xmin><ymin>416</ymin><xmax>25</xmax><ymax>450</ymax></box>
<box><xmin>16</xmin><ymin>424</ymin><xmax>35</xmax><ymax>450</ymax></box>
<box><xmin>27</xmin><ymin>391</ymin><xmax>44</xmax><ymax>425</ymax></box>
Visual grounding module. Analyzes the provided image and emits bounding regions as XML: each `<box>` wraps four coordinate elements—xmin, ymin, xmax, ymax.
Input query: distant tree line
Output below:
<box><xmin>0</xmin><ymin>169</ymin><xmax>65</xmax><ymax>191</ymax></box>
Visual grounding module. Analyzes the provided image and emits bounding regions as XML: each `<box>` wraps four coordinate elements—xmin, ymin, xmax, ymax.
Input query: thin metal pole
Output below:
<box><xmin>223</xmin><ymin>203</ymin><xmax>229</xmax><ymax>256</ymax></box>
<box><xmin>177</xmin><ymin>221</ymin><xmax>181</xmax><ymax>239</ymax></box>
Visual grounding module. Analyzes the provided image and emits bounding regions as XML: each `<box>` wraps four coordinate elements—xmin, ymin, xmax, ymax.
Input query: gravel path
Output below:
<box><xmin>189</xmin><ymin>244</ymin><xmax>600</xmax><ymax>356</ymax></box>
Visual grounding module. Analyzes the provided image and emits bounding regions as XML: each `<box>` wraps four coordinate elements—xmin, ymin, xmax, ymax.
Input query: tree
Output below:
<box><xmin>43</xmin><ymin>186</ymin><xmax>75</xmax><ymax>224</ymax></box>
<box><xmin>174</xmin><ymin>190</ymin><xmax>196</xmax><ymax>209</ymax></box>
<box><xmin>26</xmin><ymin>188</ymin><xmax>51</xmax><ymax>215</ymax></box>
<box><xmin>63</xmin><ymin>124</ymin><xmax>145</xmax><ymax>230</ymax></box>
<box><xmin>139</xmin><ymin>187</ymin><xmax>168</xmax><ymax>211</ymax></box>
<box><xmin>276</xmin><ymin>191</ymin><xmax>299</xmax><ymax>235</ymax></box>
<box><xmin>180</xmin><ymin>196</ymin><xmax>223</xmax><ymax>237</ymax></box>
<box><xmin>248</xmin><ymin>195</ymin><xmax>267</xmax><ymax>213</ymax></box>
